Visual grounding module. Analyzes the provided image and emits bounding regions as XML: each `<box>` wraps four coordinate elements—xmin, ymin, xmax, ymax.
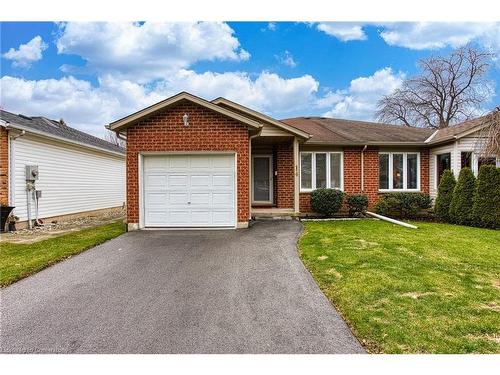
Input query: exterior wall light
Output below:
<box><xmin>183</xmin><ymin>113</ymin><xmax>189</xmax><ymax>127</ymax></box>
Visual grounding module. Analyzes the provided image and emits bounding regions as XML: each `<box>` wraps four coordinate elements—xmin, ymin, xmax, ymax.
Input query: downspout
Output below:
<box><xmin>361</xmin><ymin>145</ymin><xmax>368</xmax><ymax>192</ymax></box>
<box><xmin>115</xmin><ymin>131</ymin><xmax>127</xmax><ymax>142</ymax></box>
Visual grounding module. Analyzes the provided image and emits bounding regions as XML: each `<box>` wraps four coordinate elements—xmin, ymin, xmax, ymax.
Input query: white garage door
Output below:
<box><xmin>143</xmin><ymin>154</ymin><xmax>236</xmax><ymax>228</ymax></box>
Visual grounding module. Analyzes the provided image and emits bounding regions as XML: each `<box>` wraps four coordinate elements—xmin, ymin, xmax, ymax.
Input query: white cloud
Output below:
<box><xmin>56</xmin><ymin>22</ymin><xmax>250</xmax><ymax>83</ymax></box>
<box><xmin>379</xmin><ymin>22</ymin><xmax>500</xmax><ymax>51</ymax></box>
<box><xmin>316</xmin><ymin>23</ymin><xmax>367</xmax><ymax>41</ymax></box>
<box><xmin>319</xmin><ymin>67</ymin><xmax>405</xmax><ymax>120</ymax></box>
<box><xmin>275</xmin><ymin>50</ymin><xmax>297</xmax><ymax>67</ymax></box>
<box><xmin>2</xmin><ymin>36</ymin><xmax>48</xmax><ymax>68</ymax></box>
<box><xmin>0</xmin><ymin>71</ymin><xmax>319</xmax><ymax>136</ymax></box>
<box><xmin>266</xmin><ymin>22</ymin><xmax>277</xmax><ymax>31</ymax></box>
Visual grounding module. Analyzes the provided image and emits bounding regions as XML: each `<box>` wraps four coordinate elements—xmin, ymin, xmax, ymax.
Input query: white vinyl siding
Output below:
<box><xmin>11</xmin><ymin>134</ymin><xmax>125</xmax><ymax>221</ymax></box>
<box><xmin>300</xmin><ymin>151</ymin><xmax>343</xmax><ymax>192</ymax></box>
<box><xmin>379</xmin><ymin>152</ymin><xmax>420</xmax><ymax>192</ymax></box>
<box><xmin>429</xmin><ymin>131</ymin><xmax>500</xmax><ymax>198</ymax></box>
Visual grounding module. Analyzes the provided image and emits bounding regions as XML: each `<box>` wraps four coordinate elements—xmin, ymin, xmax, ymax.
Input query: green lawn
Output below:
<box><xmin>0</xmin><ymin>220</ymin><xmax>126</xmax><ymax>287</ymax></box>
<box><xmin>299</xmin><ymin>219</ymin><xmax>500</xmax><ymax>354</ymax></box>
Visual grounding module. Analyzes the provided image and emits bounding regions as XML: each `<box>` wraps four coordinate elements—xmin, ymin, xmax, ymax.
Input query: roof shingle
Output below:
<box><xmin>0</xmin><ymin>110</ymin><xmax>125</xmax><ymax>154</ymax></box>
<box><xmin>281</xmin><ymin>117</ymin><xmax>434</xmax><ymax>145</ymax></box>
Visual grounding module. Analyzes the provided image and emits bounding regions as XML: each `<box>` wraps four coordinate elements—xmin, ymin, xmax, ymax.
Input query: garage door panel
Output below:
<box><xmin>213</xmin><ymin>175</ymin><xmax>232</xmax><ymax>187</ymax></box>
<box><xmin>190</xmin><ymin>193</ymin><xmax>210</xmax><ymax>205</ymax></box>
<box><xmin>168</xmin><ymin>174</ymin><xmax>188</xmax><ymax>187</ymax></box>
<box><xmin>146</xmin><ymin>192</ymin><xmax>167</xmax><ymax>206</ymax></box>
<box><xmin>146</xmin><ymin>175</ymin><xmax>167</xmax><ymax>188</ymax></box>
<box><xmin>169</xmin><ymin>156</ymin><xmax>189</xmax><ymax>168</ymax></box>
<box><xmin>212</xmin><ymin>210</ymin><xmax>233</xmax><ymax>225</ymax></box>
<box><xmin>212</xmin><ymin>155</ymin><xmax>233</xmax><ymax>168</ymax></box>
<box><xmin>169</xmin><ymin>210</ymin><xmax>191</xmax><ymax>225</ymax></box>
<box><xmin>191</xmin><ymin>175</ymin><xmax>211</xmax><ymax>187</ymax></box>
<box><xmin>144</xmin><ymin>154</ymin><xmax>235</xmax><ymax>228</ymax></box>
<box><xmin>212</xmin><ymin>192</ymin><xmax>232</xmax><ymax>205</ymax></box>
<box><xmin>145</xmin><ymin>157</ymin><xmax>167</xmax><ymax>169</ymax></box>
<box><xmin>146</xmin><ymin>211</ymin><xmax>168</xmax><ymax>225</ymax></box>
<box><xmin>190</xmin><ymin>156</ymin><xmax>210</xmax><ymax>168</ymax></box>
<box><xmin>169</xmin><ymin>192</ymin><xmax>189</xmax><ymax>205</ymax></box>
<box><xmin>191</xmin><ymin>211</ymin><xmax>211</xmax><ymax>224</ymax></box>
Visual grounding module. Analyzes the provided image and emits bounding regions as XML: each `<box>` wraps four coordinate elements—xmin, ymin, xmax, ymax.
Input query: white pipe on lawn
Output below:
<box><xmin>366</xmin><ymin>211</ymin><xmax>418</xmax><ymax>229</ymax></box>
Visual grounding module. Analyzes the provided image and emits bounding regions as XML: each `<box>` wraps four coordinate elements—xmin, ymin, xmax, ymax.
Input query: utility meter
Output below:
<box><xmin>25</xmin><ymin>165</ymin><xmax>39</xmax><ymax>181</ymax></box>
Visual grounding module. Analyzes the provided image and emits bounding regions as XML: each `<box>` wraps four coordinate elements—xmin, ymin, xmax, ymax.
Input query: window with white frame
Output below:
<box><xmin>379</xmin><ymin>152</ymin><xmax>420</xmax><ymax>191</ymax></box>
<box><xmin>300</xmin><ymin>152</ymin><xmax>343</xmax><ymax>191</ymax></box>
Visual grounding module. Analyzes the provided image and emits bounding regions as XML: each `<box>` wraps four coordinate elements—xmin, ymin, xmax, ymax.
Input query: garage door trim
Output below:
<box><xmin>138</xmin><ymin>151</ymin><xmax>238</xmax><ymax>229</ymax></box>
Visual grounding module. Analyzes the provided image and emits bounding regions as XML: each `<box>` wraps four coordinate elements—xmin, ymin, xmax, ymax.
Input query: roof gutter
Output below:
<box><xmin>304</xmin><ymin>141</ymin><xmax>428</xmax><ymax>146</ymax></box>
<box><xmin>5</xmin><ymin>122</ymin><xmax>125</xmax><ymax>157</ymax></box>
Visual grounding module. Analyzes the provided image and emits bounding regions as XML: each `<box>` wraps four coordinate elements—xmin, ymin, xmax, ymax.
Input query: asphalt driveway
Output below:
<box><xmin>0</xmin><ymin>220</ymin><xmax>364</xmax><ymax>353</ymax></box>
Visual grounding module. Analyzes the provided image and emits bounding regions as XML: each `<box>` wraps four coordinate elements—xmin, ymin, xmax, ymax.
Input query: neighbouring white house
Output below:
<box><xmin>427</xmin><ymin>115</ymin><xmax>500</xmax><ymax>198</ymax></box>
<box><xmin>0</xmin><ymin>110</ymin><xmax>125</xmax><ymax>228</ymax></box>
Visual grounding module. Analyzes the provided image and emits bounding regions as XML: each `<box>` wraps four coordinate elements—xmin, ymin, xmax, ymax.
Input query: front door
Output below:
<box><xmin>252</xmin><ymin>155</ymin><xmax>273</xmax><ymax>204</ymax></box>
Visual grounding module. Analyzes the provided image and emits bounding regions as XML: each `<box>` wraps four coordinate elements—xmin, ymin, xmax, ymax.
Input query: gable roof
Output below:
<box><xmin>211</xmin><ymin>97</ymin><xmax>310</xmax><ymax>139</ymax></box>
<box><xmin>0</xmin><ymin>110</ymin><xmax>125</xmax><ymax>155</ymax></box>
<box><xmin>108</xmin><ymin>91</ymin><xmax>263</xmax><ymax>132</ymax></box>
<box><xmin>427</xmin><ymin>115</ymin><xmax>492</xmax><ymax>145</ymax></box>
<box><xmin>282</xmin><ymin>117</ymin><xmax>435</xmax><ymax>145</ymax></box>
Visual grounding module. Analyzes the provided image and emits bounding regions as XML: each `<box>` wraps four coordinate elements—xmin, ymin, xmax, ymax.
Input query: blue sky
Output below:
<box><xmin>1</xmin><ymin>22</ymin><xmax>499</xmax><ymax>136</ymax></box>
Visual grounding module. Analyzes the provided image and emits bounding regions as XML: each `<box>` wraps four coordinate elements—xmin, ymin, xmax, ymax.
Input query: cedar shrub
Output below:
<box><xmin>449</xmin><ymin>167</ymin><xmax>476</xmax><ymax>225</ymax></box>
<box><xmin>434</xmin><ymin>170</ymin><xmax>456</xmax><ymax>222</ymax></box>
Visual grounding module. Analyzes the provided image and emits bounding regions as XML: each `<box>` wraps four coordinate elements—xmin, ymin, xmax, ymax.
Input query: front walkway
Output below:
<box><xmin>0</xmin><ymin>221</ymin><xmax>364</xmax><ymax>353</ymax></box>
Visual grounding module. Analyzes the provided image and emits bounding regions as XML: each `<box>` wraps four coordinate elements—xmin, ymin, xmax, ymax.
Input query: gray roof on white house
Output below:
<box><xmin>0</xmin><ymin>110</ymin><xmax>125</xmax><ymax>155</ymax></box>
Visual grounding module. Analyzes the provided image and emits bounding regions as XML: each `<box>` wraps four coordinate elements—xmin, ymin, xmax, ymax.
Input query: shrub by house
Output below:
<box><xmin>472</xmin><ymin>165</ymin><xmax>500</xmax><ymax>229</ymax></box>
<box><xmin>346</xmin><ymin>194</ymin><xmax>369</xmax><ymax>217</ymax></box>
<box><xmin>449</xmin><ymin>167</ymin><xmax>476</xmax><ymax>225</ymax></box>
<box><xmin>374</xmin><ymin>192</ymin><xmax>432</xmax><ymax>219</ymax></box>
<box><xmin>310</xmin><ymin>189</ymin><xmax>345</xmax><ymax>217</ymax></box>
<box><xmin>434</xmin><ymin>170</ymin><xmax>456</xmax><ymax>222</ymax></box>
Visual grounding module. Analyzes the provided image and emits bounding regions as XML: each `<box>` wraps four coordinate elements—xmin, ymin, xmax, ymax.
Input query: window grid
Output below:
<box><xmin>300</xmin><ymin>152</ymin><xmax>343</xmax><ymax>192</ymax></box>
<box><xmin>379</xmin><ymin>152</ymin><xmax>420</xmax><ymax>191</ymax></box>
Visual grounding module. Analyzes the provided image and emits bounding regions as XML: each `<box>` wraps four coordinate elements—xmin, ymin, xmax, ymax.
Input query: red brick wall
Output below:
<box><xmin>0</xmin><ymin>127</ymin><xmax>8</xmax><ymax>206</ymax></box>
<box><xmin>299</xmin><ymin>147</ymin><xmax>431</xmax><ymax>213</ymax></box>
<box><xmin>420</xmin><ymin>148</ymin><xmax>429</xmax><ymax>194</ymax></box>
<box><xmin>343</xmin><ymin>147</ymin><xmax>362</xmax><ymax>194</ymax></box>
<box><xmin>126</xmin><ymin>100</ymin><xmax>250</xmax><ymax>224</ymax></box>
<box><xmin>299</xmin><ymin>192</ymin><xmax>311</xmax><ymax>212</ymax></box>
<box><xmin>344</xmin><ymin>147</ymin><xmax>380</xmax><ymax>208</ymax></box>
<box><xmin>276</xmin><ymin>142</ymin><xmax>294</xmax><ymax>208</ymax></box>
<box><xmin>362</xmin><ymin>148</ymin><xmax>380</xmax><ymax>207</ymax></box>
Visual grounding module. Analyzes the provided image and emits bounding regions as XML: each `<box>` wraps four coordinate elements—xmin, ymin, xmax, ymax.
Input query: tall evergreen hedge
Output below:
<box><xmin>471</xmin><ymin>165</ymin><xmax>500</xmax><ymax>229</ymax></box>
<box><xmin>449</xmin><ymin>167</ymin><xmax>476</xmax><ymax>225</ymax></box>
<box><xmin>434</xmin><ymin>169</ymin><xmax>456</xmax><ymax>222</ymax></box>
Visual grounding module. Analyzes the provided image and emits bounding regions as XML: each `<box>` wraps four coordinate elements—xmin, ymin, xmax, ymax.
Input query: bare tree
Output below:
<box><xmin>105</xmin><ymin>130</ymin><xmax>126</xmax><ymax>149</ymax></box>
<box><xmin>475</xmin><ymin>108</ymin><xmax>500</xmax><ymax>157</ymax></box>
<box><xmin>376</xmin><ymin>46</ymin><xmax>494</xmax><ymax>129</ymax></box>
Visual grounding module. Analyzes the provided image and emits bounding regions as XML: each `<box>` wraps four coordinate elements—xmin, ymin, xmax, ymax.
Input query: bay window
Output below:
<box><xmin>300</xmin><ymin>152</ymin><xmax>343</xmax><ymax>191</ymax></box>
<box><xmin>379</xmin><ymin>152</ymin><xmax>420</xmax><ymax>191</ymax></box>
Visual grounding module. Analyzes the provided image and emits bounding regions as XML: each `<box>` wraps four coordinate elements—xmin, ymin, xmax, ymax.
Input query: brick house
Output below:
<box><xmin>107</xmin><ymin>92</ymin><xmax>499</xmax><ymax>230</ymax></box>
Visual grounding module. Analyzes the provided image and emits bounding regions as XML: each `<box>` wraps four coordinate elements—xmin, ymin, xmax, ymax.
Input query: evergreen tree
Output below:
<box><xmin>472</xmin><ymin>165</ymin><xmax>500</xmax><ymax>228</ymax></box>
<box><xmin>434</xmin><ymin>169</ymin><xmax>456</xmax><ymax>222</ymax></box>
<box><xmin>449</xmin><ymin>167</ymin><xmax>476</xmax><ymax>225</ymax></box>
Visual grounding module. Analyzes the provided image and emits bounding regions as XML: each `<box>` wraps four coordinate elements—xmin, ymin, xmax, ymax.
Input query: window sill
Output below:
<box><xmin>300</xmin><ymin>188</ymin><xmax>343</xmax><ymax>193</ymax></box>
<box><xmin>379</xmin><ymin>189</ymin><xmax>421</xmax><ymax>193</ymax></box>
